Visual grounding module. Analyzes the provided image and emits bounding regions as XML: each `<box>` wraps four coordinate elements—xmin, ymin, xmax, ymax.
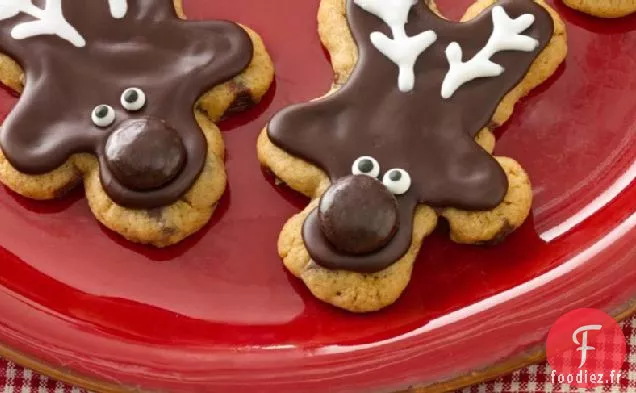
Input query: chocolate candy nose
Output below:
<box><xmin>105</xmin><ymin>117</ymin><xmax>186</xmax><ymax>191</ymax></box>
<box><xmin>319</xmin><ymin>175</ymin><xmax>399</xmax><ymax>255</ymax></box>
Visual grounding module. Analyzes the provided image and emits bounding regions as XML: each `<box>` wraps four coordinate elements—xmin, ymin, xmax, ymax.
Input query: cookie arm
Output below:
<box><xmin>412</xmin><ymin>128</ymin><xmax>509</xmax><ymax>211</ymax></box>
<box><xmin>267</xmin><ymin>101</ymin><xmax>348</xmax><ymax>180</ymax></box>
<box><xmin>177</xmin><ymin>21</ymin><xmax>254</xmax><ymax>101</ymax></box>
<box><xmin>0</xmin><ymin>79</ymin><xmax>102</xmax><ymax>174</ymax></box>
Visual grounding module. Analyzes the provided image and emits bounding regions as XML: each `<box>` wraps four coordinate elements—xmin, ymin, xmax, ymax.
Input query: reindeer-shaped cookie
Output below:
<box><xmin>258</xmin><ymin>0</ymin><xmax>566</xmax><ymax>312</ymax></box>
<box><xmin>0</xmin><ymin>0</ymin><xmax>273</xmax><ymax>246</ymax></box>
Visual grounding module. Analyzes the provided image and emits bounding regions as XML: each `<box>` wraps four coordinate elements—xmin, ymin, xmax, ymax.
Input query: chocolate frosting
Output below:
<box><xmin>268</xmin><ymin>0</ymin><xmax>554</xmax><ymax>272</ymax></box>
<box><xmin>0</xmin><ymin>0</ymin><xmax>253</xmax><ymax>209</ymax></box>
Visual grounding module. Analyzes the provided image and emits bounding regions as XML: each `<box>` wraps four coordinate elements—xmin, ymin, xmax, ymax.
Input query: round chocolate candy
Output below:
<box><xmin>105</xmin><ymin>117</ymin><xmax>186</xmax><ymax>191</ymax></box>
<box><xmin>318</xmin><ymin>175</ymin><xmax>399</xmax><ymax>255</ymax></box>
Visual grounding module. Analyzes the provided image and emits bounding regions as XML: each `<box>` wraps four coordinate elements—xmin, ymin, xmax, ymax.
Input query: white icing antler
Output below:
<box><xmin>441</xmin><ymin>6</ymin><xmax>539</xmax><ymax>99</ymax></box>
<box><xmin>0</xmin><ymin>0</ymin><xmax>85</xmax><ymax>47</ymax></box>
<box><xmin>108</xmin><ymin>0</ymin><xmax>128</xmax><ymax>19</ymax></box>
<box><xmin>354</xmin><ymin>0</ymin><xmax>437</xmax><ymax>93</ymax></box>
<box><xmin>0</xmin><ymin>0</ymin><xmax>129</xmax><ymax>48</ymax></box>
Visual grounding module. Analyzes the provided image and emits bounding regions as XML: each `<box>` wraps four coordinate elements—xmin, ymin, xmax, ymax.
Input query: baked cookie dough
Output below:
<box><xmin>0</xmin><ymin>0</ymin><xmax>274</xmax><ymax>247</ymax></box>
<box><xmin>258</xmin><ymin>0</ymin><xmax>567</xmax><ymax>312</ymax></box>
<box><xmin>563</xmin><ymin>0</ymin><xmax>636</xmax><ymax>18</ymax></box>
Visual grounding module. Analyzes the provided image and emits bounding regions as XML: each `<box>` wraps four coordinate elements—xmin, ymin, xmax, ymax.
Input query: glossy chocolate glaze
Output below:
<box><xmin>0</xmin><ymin>0</ymin><xmax>253</xmax><ymax>208</ymax></box>
<box><xmin>269</xmin><ymin>0</ymin><xmax>554</xmax><ymax>272</ymax></box>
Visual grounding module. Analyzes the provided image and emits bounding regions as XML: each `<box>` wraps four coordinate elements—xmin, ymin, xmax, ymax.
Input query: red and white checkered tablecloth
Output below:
<box><xmin>1</xmin><ymin>316</ymin><xmax>635</xmax><ymax>393</ymax></box>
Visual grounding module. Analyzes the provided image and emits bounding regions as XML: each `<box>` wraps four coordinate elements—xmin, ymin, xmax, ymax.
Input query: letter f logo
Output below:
<box><xmin>573</xmin><ymin>324</ymin><xmax>602</xmax><ymax>368</ymax></box>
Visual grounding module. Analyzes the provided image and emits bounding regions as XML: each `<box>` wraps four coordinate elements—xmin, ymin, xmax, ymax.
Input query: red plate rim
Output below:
<box><xmin>0</xmin><ymin>0</ymin><xmax>635</xmax><ymax>392</ymax></box>
<box><xmin>0</xmin><ymin>186</ymin><xmax>634</xmax><ymax>392</ymax></box>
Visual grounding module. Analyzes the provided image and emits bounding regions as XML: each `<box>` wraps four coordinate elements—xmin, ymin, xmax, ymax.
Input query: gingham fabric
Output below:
<box><xmin>457</xmin><ymin>315</ymin><xmax>636</xmax><ymax>393</ymax></box>
<box><xmin>1</xmin><ymin>316</ymin><xmax>635</xmax><ymax>393</ymax></box>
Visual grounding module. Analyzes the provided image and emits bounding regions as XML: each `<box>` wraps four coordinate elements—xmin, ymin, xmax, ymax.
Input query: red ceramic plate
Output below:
<box><xmin>0</xmin><ymin>1</ymin><xmax>634</xmax><ymax>392</ymax></box>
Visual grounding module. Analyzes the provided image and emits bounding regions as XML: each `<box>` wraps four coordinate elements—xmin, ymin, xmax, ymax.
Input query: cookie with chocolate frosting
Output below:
<box><xmin>562</xmin><ymin>0</ymin><xmax>636</xmax><ymax>18</ymax></box>
<box><xmin>0</xmin><ymin>0</ymin><xmax>274</xmax><ymax>247</ymax></box>
<box><xmin>258</xmin><ymin>0</ymin><xmax>567</xmax><ymax>312</ymax></box>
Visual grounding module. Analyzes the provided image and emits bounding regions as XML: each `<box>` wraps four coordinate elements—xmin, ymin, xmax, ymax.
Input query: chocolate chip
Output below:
<box><xmin>318</xmin><ymin>175</ymin><xmax>399</xmax><ymax>255</ymax></box>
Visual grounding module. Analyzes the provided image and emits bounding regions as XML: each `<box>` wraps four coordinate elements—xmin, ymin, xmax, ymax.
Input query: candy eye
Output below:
<box><xmin>91</xmin><ymin>105</ymin><xmax>115</xmax><ymax>128</ymax></box>
<box><xmin>383</xmin><ymin>169</ymin><xmax>411</xmax><ymax>195</ymax></box>
<box><xmin>352</xmin><ymin>156</ymin><xmax>380</xmax><ymax>178</ymax></box>
<box><xmin>121</xmin><ymin>87</ymin><xmax>146</xmax><ymax>111</ymax></box>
